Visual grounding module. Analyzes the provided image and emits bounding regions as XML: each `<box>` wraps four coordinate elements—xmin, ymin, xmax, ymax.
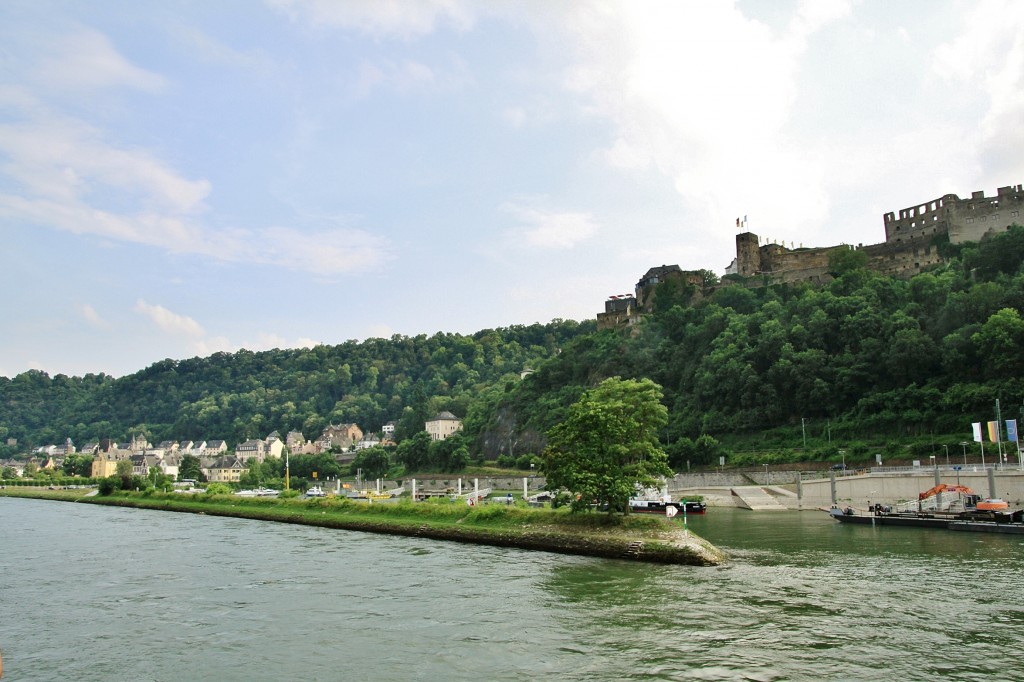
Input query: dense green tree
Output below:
<box><xmin>349</xmin><ymin>446</ymin><xmax>392</xmax><ymax>480</ymax></box>
<box><xmin>179</xmin><ymin>455</ymin><xmax>204</xmax><ymax>482</ymax></box>
<box><xmin>61</xmin><ymin>454</ymin><xmax>94</xmax><ymax>477</ymax></box>
<box><xmin>428</xmin><ymin>433</ymin><xmax>470</xmax><ymax>473</ymax></box>
<box><xmin>0</xmin><ymin>321</ymin><xmax>592</xmax><ymax>450</ymax></box>
<box><xmin>541</xmin><ymin>377</ymin><xmax>672</xmax><ymax>514</ymax></box>
<box><xmin>972</xmin><ymin>308</ymin><xmax>1024</xmax><ymax>379</ymax></box>
<box><xmin>395</xmin><ymin>431</ymin><xmax>431</xmax><ymax>472</ymax></box>
<box><xmin>289</xmin><ymin>453</ymin><xmax>341</xmax><ymax>481</ymax></box>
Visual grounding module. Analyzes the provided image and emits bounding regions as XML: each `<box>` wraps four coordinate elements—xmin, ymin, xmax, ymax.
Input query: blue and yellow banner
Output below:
<box><xmin>1007</xmin><ymin>419</ymin><xmax>1019</xmax><ymax>443</ymax></box>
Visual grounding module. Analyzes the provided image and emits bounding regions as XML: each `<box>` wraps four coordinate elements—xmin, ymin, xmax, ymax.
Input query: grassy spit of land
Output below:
<box><xmin>1</xmin><ymin>488</ymin><xmax>725</xmax><ymax>566</ymax></box>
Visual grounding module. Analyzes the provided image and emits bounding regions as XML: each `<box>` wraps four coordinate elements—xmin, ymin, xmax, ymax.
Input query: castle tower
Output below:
<box><xmin>735</xmin><ymin>232</ymin><xmax>761</xmax><ymax>277</ymax></box>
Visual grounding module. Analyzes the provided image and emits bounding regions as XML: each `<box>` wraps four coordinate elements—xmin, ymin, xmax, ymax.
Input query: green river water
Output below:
<box><xmin>1</xmin><ymin>497</ymin><xmax>1021</xmax><ymax>681</ymax></box>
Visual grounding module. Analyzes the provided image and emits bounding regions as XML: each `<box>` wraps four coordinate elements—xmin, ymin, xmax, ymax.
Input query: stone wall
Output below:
<box><xmin>796</xmin><ymin>469</ymin><xmax>1024</xmax><ymax>509</ymax></box>
<box><xmin>947</xmin><ymin>185</ymin><xmax>1024</xmax><ymax>244</ymax></box>
<box><xmin>860</xmin><ymin>239</ymin><xmax>943</xmax><ymax>278</ymax></box>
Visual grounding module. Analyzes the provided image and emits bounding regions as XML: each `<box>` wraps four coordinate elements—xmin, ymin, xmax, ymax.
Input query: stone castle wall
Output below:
<box><xmin>884</xmin><ymin>184</ymin><xmax>1024</xmax><ymax>246</ymax></box>
<box><xmin>598</xmin><ymin>183</ymin><xmax>1022</xmax><ymax>326</ymax></box>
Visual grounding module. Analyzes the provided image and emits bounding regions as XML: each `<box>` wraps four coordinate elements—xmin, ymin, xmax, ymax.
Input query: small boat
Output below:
<box><xmin>629</xmin><ymin>497</ymin><xmax>706</xmax><ymax>516</ymax></box>
<box><xmin>305</xmin><ymin>485</ymin><xmax>326</xmax><ymax>498</ymax></box>
<box><xmin>235</xmin><ymin>486</ymin><xmax>279</xmax><ymax>498</ymax></box>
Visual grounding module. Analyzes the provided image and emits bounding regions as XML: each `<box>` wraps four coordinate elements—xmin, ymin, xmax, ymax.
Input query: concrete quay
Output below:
<box><xmin>668</xmin><ymin>467</ymin><xmax>1024</xmax><ymax>511</ymax></box>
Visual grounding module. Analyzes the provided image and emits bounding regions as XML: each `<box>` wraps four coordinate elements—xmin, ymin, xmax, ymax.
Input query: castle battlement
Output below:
<box><xmin>597</xmin><ymin>183</ymin><xmax>1023</xmax><ymax>329</ymax></box>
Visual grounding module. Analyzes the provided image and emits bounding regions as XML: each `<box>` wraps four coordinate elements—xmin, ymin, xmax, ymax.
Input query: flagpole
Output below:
<box><xmin>996</xmin><ymin>400</ymin><xmax>1005</xmax><ymax>466</ymax></box>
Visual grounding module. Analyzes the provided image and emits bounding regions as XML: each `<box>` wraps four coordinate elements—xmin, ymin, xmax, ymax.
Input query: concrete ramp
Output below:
<box><xmin>732</xmin><ymin>486</ymin><xmax>789</xmax><ymax>511</ymax></box>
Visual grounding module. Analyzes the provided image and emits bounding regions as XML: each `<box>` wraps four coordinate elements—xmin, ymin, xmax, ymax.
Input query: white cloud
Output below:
<box><xmin>355</xmin><ymin>59</ymin><xmax>436</xmax><ymax>97</ymax></box>
<box><xmin>365</xmin><ymin>324</ymin><xmax>395</xmax><ymax>340</ymax></box>
<box><xmin>250</xmin><ymin>333</ymin><xmax>320</xmax><ymax>351</ymax></box>
<box><xmin>267</xmin><ymin>0</ymin><xmax>476</xmax><ymax>38</ymax></box>
<box><xmin>0</xmin><ymin>88</ymin><xmax>393</xmax><ymax>276</ymax></box>
<box><xmin>501</xmin><ymin>202</ymin><xmax>599</xmax><ymax>250</ymax></box>
<box><xmin>933</xmin><ymin>1</ymin><xmax>1024</xmax><ymax>178</ymax></box>
<box><xmin>134</xmin><ymin>300</ymin><xmax>205</xmax><ymax>337</ymax></box>
<box><xmin>192</xmin><ymin>333</ymin><xmax>319</xmax><ymax>360</ymax></box>
<box><xmin>555</xmin><ymin>1</ymin><xmax>852</xmax><ymax>241</ymax></box>
<box><xmin>789</xmin><ymin>0</ymin><xmax>851</xmax><ymax>40</ymax></box>
<box><xmin>257</xmin><ymin>225</ymin><xmax>393</xmax><ymax>275</ymax></box>
<box><xmin>80</xmin><ymin>304</ymin><xmax>107</xmax><ymax>329</ymax></box>
<box><xmin>501</xmin><ymin>106</ymin><xmax>527</xmax><ymax>129</ymax></box>
<box><xmin>33</xmin><ymin>28</ymin><xmax>165</xmax><ymax>93</ymax></box>
<box><xmin>194</xmin><ymin>336</ymin><xmax>234</xmax><ymax>357</ymax></box>
<box><xmin>0</xmin><ymin>106</ymin><xmax>210</xmax><ymax>213</ymax></box>
<box><xmin>171</xmin><ymin>25</ymin><xmax>278</xmax><ymax>75</ymax></box>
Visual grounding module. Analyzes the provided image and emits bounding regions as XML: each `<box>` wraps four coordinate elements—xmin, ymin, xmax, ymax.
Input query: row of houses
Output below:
<box><xmin>14</xmin><ymin>413</ymin><xmax>464</xmax><ymax>481</ymax></box>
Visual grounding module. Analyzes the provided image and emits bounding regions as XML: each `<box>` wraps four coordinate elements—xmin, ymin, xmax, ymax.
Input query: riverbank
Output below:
<box><xmin>0</xmin><ymin>489</ymin><xmax>726</xmax><ymax>566</ymax></box>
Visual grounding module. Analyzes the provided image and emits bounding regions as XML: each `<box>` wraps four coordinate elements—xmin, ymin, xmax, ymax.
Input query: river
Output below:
<box><xmin>1</xmin><ymin>497</ymin><xmax>1022</xmax><ymax>681</ymax></box>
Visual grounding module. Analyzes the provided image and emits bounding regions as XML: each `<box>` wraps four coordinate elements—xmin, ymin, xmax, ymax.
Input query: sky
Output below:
<box><xmin>2</xmin><ymin>0</ymin><xmax>1024</xmax><ymax>379</ymax></box>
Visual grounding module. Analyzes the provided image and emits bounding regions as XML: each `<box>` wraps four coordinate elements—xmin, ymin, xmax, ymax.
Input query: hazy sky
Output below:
<box><xmin>3</xmin><ymin>0</ymin><xmax>1023</xmax><ymax>378</ymax></box>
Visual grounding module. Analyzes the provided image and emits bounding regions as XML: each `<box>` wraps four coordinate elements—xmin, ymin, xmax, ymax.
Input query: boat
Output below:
<box><xmin>235</xmin><ymin>486</ymin><xmax>279</xmax><ymax>498</ymax></box>
<box><xmin>828</xmin><ymin>505</ymin><xmax>1024</xmax><ymax>533</ymax></box>
<box><xmin>305</xmin><ymin>485</ymin><xmax>326</xmax><ymax>498</ymax></box>
<box><xmin>629</xmin><ymin>497</ymin><xmax>706</xmax><ymax>516</ymax></box>
<box><xmin>828</xmin><ymin>483</ymin><xmax>1024</xmax><ymax>534</ymax></box>
<box><xmin>253</xmin><ymin>486</ymin><xmax>279</xmax><ymax>497</ymax></box>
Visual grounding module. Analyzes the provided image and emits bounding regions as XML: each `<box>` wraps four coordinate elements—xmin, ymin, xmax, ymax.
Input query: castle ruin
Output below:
<box><xmin>597</xmin><ymin>183</ymin><xmax>1024</xmax><ymax>330</ymax></box>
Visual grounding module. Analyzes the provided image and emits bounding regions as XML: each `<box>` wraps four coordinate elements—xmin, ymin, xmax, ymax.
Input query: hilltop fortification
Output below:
<box><xmin>598</xmin><ymin>183</ymin><xmax>1024</xmax><ymax>330</ymax></box>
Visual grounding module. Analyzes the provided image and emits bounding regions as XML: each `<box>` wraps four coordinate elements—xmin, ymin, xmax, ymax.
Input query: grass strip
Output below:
<box><xmin>2</xmin><ymin>489</ymin><xmax>726</xmax><ymax>566</ymax></box>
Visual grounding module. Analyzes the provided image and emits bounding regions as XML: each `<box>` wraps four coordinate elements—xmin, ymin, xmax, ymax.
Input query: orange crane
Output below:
<box><xmin>919</xmin><ymin>483</ymin><xmax>1008</xmax><ymax>510</ymax></box>
<box><xmin>918</xmin><ymin>483</ymin><xmax>975</xmax><ymax>500</ymax></box>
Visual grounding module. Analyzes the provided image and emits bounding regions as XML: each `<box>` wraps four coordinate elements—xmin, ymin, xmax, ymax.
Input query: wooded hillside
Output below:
<box><xmin>4</xmin><ymin>227</ymin><xmax>1024</xmax><ymax>467</ymax></box>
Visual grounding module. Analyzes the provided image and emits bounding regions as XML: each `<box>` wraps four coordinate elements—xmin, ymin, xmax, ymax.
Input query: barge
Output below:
<box><xmin>829</xmin><ymin>504</ymin><xmax>1024</xmax><ymax>534</ymax></box>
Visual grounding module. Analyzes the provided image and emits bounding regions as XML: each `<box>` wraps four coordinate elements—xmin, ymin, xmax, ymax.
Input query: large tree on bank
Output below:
<box><xmin>541</xmin><ymin>377</ymin><xmax>672</xmax><ymax>514</ymax></box>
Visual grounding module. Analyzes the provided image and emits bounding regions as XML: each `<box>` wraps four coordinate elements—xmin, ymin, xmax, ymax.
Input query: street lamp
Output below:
<box><xmin>764</xmin><ymin>463</ymin><xmax>769</xmax><ymax>484</ymax></box>
<box><xmin>943</xmin><ymin>444</ymin><xmax>949</xmax><ymax>467</ymax></box>
<box><xmin>960</xmin><ymin>442</ymin><xmax>969</xmax><ymax>466</ymax></box>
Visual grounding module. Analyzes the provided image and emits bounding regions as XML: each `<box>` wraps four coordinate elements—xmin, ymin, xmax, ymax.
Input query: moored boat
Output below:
<box><xmin>629</xmin><ymin>497</ymin><xmax>706</xmax><ymax>516</ymax></box>
<box><xmin>828</xmin><ymin>504</ymin><xmax>1024</xmax><ymax>533</ymax></box>
<box><xmin>305</xmin><ymin>485</ymin><xmax>326</xmax><ymax>498</ymax></box>
<box><xmin>235</xmin><ymin>486</ymin><xmax>279</xmax><ymax>498</ymax></box>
